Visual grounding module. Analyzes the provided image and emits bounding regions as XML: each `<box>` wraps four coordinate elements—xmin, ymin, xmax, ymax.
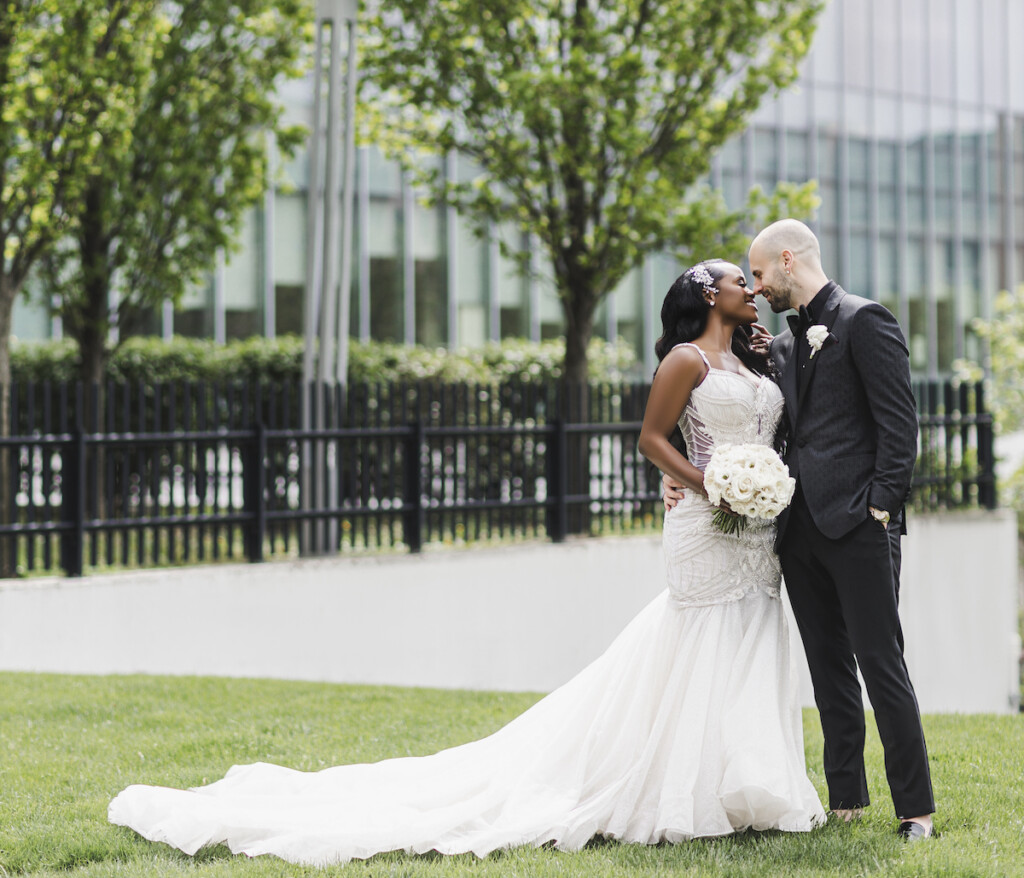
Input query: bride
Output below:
<box><xmin>108</xmin><ymin>259</ymin><xmax>825</xmax><ymax>865</ymax></box>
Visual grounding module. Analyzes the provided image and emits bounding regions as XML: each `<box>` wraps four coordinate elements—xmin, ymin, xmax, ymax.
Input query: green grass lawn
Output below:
<box><xmin>1</xmin><ymin>672</ymin><xmax>1021</xmax><ymax>878</ymax></box>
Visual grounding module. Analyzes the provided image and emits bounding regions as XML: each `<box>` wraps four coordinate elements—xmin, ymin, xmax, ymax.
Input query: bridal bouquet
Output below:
<box><xmin>703</xmin><ymin>443</ymin><xmax>796</xmax><ymax>535</ymax></box>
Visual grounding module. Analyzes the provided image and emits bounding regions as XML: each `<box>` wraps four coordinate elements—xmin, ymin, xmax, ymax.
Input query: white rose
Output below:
<box><xmin>776</xmin><ymin>475</ymin><xmax>796</xmax><ymax>505</ymax></box>
<box><xmin>705</xmin><ymin>478</ymin><xmax>724</xmax><ymax>506</ymax></box>
<box><xmin>750</xmin><ymin>458</ymin><xmax>774</xmax><ymax>482</ymax></box>
<box><xmin>732</xmin><ymin>473</ymin><xmax>758</xmax><ymax>498</ymax></box>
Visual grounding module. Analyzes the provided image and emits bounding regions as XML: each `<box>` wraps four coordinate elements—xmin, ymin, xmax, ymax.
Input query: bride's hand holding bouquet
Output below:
<box><xmin>702</xmin><ymin>443</ymin><xmax>796</xmax><ymax>535</ymax></box>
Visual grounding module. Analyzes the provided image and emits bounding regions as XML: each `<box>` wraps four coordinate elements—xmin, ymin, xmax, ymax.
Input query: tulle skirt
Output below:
<box><xmin>109</xmin><ymin>576</ymin><xmax>825</xmax><ymax>865</ymax></box>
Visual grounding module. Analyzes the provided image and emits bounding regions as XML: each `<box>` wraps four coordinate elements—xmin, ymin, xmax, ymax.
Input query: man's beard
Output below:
<box><xmin>765</xmin><ymin>272</ymin><xmax>798</xmax><ymax>312</ymax></box>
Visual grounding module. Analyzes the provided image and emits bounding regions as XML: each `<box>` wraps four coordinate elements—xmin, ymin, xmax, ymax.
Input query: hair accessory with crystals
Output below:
<box><xmin>687</xmin><ymin>263</ymin><xmax>716</xmax><ymax>294</ymax></box>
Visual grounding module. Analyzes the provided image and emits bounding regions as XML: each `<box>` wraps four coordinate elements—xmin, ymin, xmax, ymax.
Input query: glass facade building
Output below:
<box><xmin>14</xmin><ymin>0</ymin><xmax>1024</xmax><ymax>379</ymax></box>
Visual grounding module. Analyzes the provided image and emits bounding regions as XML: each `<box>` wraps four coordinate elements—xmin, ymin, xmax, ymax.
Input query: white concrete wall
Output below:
<box><xmin>0</xmin><ymin>509</ymin><xmax>1019</xmax><ymax>714</ymax></box>
<box><xmin>897</xmin><ymin>510</ymin><xmax>1021</xmax><ymax>713</ymax></box>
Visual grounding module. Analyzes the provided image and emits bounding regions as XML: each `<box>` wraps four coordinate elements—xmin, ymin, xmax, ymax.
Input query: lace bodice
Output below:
<box><xmin>674</xmin><ymin>344</ymin><xmax>784</xmax><ymax>469</ymax></box>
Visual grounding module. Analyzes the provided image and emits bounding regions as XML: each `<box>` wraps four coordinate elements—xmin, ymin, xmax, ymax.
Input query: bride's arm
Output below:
<box><xmin>638</xmin><ymin>349</ymin><xmax>709</xmax><ymax>499</ymax></box>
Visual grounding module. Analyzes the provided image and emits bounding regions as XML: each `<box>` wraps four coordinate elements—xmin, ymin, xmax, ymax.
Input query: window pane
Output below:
<box><xmin>369</xmin><ymin>257</ymin><xmax>402</xmax><ymax>342</ymax></box>
<box><xmin>954</xmin><ymin>0</ymin><xmax>982</xmax><ymax>103</ymax></box>
<box><xmin>878</xmin><ymin>143</ymin><xmax>899</xmax><ymax>187</ymax></box>
<box><xmin>779</xmin><ymin>86</ymin><xmax>810</xmax><ymax>130</ymax></box>
<box><xmin>906</xmin><ymin>140</ymin><xmax>927</xmax><ymax>189</ymax></box>
<box><xmin>818</xmin><ymin>180</ymin><xmax>840</xmax><ymax>227</ymax></box>
<box><xmin>813</xmin><ymin>86</ymin><xmax>842</xmax><ymax>136</ymax></box>
<box><xmin>494</xmin><ymin>228</ymin><xmax>526</xmax><ymax>339</ymax></box>
<box><xmin>368</xmin><ymin>146</ymin><xmax>400</xmax><ymax>195</ymax></box>
<box><xmin>849</xmin><ymin>186</ymin><xmax>871</xmax><ymax>227</ymax></box>
<box><xmin>718</xmin><ymin>137</ymin><xmax>743</xmax><ymax>174</ymax></box>
<box><xmin>935</xmin><ymin>193</ymin><xmax>954</xmax><ymax>235</ymax></box>
<box><xmin>927</xmin><ymin>0</ymin><xmax>956</xmax><ymax>100</ymax></box>
<box><xmin>785</xmin><ymin>131</ymin><xmax>810</xmax><ymax>180</ymax></box>
<box><xmin>961</xmin><ymin>241</ymin><xmax>981</xmax><ymax>323</ymax></box>
<box><xmin>753</xmin><ymin>127</ymin><xmax>777</xmax><ymax>178</ymax></box>
<box><xmin>848</xmin><ymin>139</ymin><xmax>871</xmax><ymax>181</ymax></box>
<box><xmin>933</xmin><ymin>138</ymin><xmax>953</xmax><ymax>193</ymax></box>
<box><xmin>819</xmin><ymin>230</ymin><xmax>839</xmax><ymax>275</ymax></box>
<box><xmin>901</xmin><ymin>0</ymin><xmax>931</xmax><ymax>98</ymax></box>
<box><xmin>415</xmin><ymin>260</ymin><xmax>446</xmax><ymax>346</ymax></box>
<box><xmin>224</xmin><ymin>231</ymin><xmax>261</xmax><ymax>340</ymax></box>
<box><xmin>878</xmin><ymin>187</ymin><xmax>899</xmax><ymax>232</ymax></box>
<box><xmin>806</xmin><ymin>1</ymin><xmax>842</xmax><ymax>86</ymax></box>
<box><xmin>842</xmin><ymin>0</ymin><xmax>873</xmax><ymax>90</ymax></box>
<box><xmin>817</xmin><ymin>133</ymin><xmax>839</xmax><ymax>180</ymax></box>
<box><xmin>877</xmin><ymin>235</ymin><xmax>899</xmax><ymax>316</ymax></box>
<box><xmin>413</xmin><ymin>199</ymin><xmax>447</xmax><ymax>346</ymax></box>
<box><xmin>872</xmin><ymin>0</ymin><xmax>899</xmax><ymax>94</ymax></box>
<box><xmin>273</xmin><ymin>194</ymin><xmax>306</xmax><ymax>286</ymax></box>
<box><xmin>274</xmin><ymin>284</ymin><xmax>303</xmax><ymax>336</ymax></box>
<box><xmin>722</xmin><ymin>172</ymin><xmax>745</xmax><ymax>211</ymax></box>
<box><xmin>848</xmin><ymin>233</ymin><xmax>871</xmax><ymax>297</ymax></box>
<box><xmin>906</xmin><ymin>238</ymin><xmax>928</xmax><ymax>371</ymax></box>
<box><xmin>980</xmin><ymin>0</ymin><xmax>1007</xmax><ymax>107</ymax></box>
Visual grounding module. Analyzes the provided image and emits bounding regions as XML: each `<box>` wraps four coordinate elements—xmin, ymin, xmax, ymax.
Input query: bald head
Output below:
<box><xmin>750</xmin><ymin>219</ymin><xmax>822</xmax><ymax>268</ymax></box>
<box><xmin>748</xmin><ymin>219</ymin><xmax>829</xmax><ymax>312</ymax></box>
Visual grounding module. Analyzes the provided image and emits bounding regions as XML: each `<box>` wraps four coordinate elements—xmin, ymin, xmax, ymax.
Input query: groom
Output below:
<box><xmin>664</xmin><ymin>219</ymin><xmax>935</xmax><ymax>839</ymax></box>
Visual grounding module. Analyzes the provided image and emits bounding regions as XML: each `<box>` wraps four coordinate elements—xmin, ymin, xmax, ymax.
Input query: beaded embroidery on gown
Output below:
<box><xmin>108</xmin><ymin>343</ymin><xmax>825</xmax><ymax>865</ymax></box>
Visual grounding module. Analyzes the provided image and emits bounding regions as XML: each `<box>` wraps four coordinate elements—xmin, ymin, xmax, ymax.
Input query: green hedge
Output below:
<box><xmin>10</xmin><ymin>335</ymin><xmax>640</xmax><ymax>385</ymax></box>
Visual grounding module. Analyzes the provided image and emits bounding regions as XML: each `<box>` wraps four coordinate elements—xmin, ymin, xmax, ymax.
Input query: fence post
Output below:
<box><xmin>60</xmin><ymin>428</ymin><xmax>86</xmax><ymax>577</ymax></box>
<box><xmin>244</xmin><ymin>421</ymin><xmax>267</xmax><ymax>562</ymax></box>
<box><xmin>976</xmin><ymin>381</ymin><xmax>997</xmax><ymax>510</ymax></box>
<box><xmin>547</xmin><ymin>416</ymin><xmax>567</xmax><ymax>543</ymax></box>
<box><xmin>403</xmin><ymin>420</ymin><xmax>424</xmax><ymax>553</ymax></box>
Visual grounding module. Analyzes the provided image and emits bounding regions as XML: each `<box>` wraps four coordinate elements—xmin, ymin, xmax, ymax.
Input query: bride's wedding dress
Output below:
<box><xmin>109</xmin><ymin>345</ymin><xmax>825</xmax><ymax>865</ymax></box>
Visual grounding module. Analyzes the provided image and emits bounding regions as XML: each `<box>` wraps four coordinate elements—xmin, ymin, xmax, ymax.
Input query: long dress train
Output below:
<box><xmin>109</xmin><ymin>349</ymin><xmax>825</xmax><ymax>865</ymax></box>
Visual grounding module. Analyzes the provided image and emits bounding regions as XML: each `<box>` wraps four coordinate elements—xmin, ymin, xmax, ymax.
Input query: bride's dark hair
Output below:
<box><xmin>654</xmin><ymin>259</ymin><xmax>774</xmax><ymax>379</ymax></box>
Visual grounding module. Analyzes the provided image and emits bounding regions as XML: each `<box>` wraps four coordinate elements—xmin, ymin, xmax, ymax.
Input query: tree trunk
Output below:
<box><xmin>73</xmin><ymin>179</ymin><xmax>114</xmax><ymax>386</ymax></box>
<box><xmin>60</xmin><ymin>182</ymin><xmax>115</xmax><ymax>541</ymax></box>
<box><xmin>71</xmin><ymin>190</ymin><xmax>116</xmax><ymax>532</ymax></box>
<box><xmin>0</xmin><ymin>277</ymin><xmax>16</xmax><ymax>576</ymax></box>
<box><xmin>558</xmin><ymin>281</ymin><xmax>599</xmax><ymax>534</ymax></box>
<box><xmin>563</xmin><ymin>317</ymin><xmax>592</xmax><ymax>384</ymax></box>
<box><xmin>76</xmin><ymin>293</ymin><xmax>108</xmax><ymax>387</ymax></box>
<box><xmin>561</xmin><ymin>284</ymin><xmax>597</xmax><ymax>384</ymax></box>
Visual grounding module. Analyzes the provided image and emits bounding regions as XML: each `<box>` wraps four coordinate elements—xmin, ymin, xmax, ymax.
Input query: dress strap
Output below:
<box><xmin>670</xmin><ymin>342</ymin><xmax>711</xmax><ymax>370</ymax></box>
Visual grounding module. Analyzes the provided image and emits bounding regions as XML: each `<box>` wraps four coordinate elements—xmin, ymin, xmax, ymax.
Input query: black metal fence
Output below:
<box><xmin>911</xmin><ymin>379</ymin><xmax>996</xmax><ymax>512</ymax></box>
<box><xmin>0</xmin><ymin>377</ymin><xmax>995</xmax><ymax>578</ymax></box>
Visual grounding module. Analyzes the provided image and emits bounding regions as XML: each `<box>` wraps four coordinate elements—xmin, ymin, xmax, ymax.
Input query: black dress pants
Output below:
<box><xmin>779</xmin><ymin>486</ymin><xmax>935</xmax><ymax>818</ymax></box>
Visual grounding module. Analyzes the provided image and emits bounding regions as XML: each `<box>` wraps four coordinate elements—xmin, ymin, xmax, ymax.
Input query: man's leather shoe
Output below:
<box><xmin>897</xmin><ymin>820</ymin><xmax>933</xmax><ymax>841</ymax></box>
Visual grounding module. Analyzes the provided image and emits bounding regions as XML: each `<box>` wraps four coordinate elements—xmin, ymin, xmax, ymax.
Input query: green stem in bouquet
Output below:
<box><xmin>711</xmin><ymin>508</ymin><xmax>746</xmax><ymax>535</ymax></box>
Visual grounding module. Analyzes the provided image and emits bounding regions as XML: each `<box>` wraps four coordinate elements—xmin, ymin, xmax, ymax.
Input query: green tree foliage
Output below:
<box><xmin>957</xmin><ymin>287</ymin><xmax>1024</xmax><ymax>435</ymax></box>
<box><xmin>40</xmin><ymin>0</ymin><xmax>311</xmax><ymax>385</ymax></box>
<box><xmin>362</xmin><ymin>0</ymin><xmax>822</xmax><ymax>381</ymax></box>
<box><xmin>955</xmin><ymin>286</ymin><xmax>1024</xmax><ymax>527</ymax></box>
<box><xmin>0</xmin><ymin>1</ymin><xmax>158</xmax><ymax>399</ymax></box>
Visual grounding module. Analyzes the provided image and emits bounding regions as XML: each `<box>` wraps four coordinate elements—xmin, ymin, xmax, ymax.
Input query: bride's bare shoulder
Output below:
<box><xmin>657</xmin><ymin>344</ymin><xmax>709</xmax><ymax>385</ymax></box>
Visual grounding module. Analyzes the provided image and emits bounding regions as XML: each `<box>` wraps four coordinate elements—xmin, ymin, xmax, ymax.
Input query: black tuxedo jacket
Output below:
<box><xmin>769</xmin><ymin>284</ymin><xmax>918</xmax><ymax>547</ymax></box>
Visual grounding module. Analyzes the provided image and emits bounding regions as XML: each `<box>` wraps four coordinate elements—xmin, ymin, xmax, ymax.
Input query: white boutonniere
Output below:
<box><xmin>806</xmin><ymin>324</ymin><xmax>831</xmax><ymax>358</ymax></box>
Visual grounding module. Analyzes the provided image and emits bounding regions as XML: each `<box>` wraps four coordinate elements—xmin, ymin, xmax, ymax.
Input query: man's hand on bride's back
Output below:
<box><xmin>662</xmin><ymin>473</ymin><xmax>687</xmax><ymax>510</ymax></box>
